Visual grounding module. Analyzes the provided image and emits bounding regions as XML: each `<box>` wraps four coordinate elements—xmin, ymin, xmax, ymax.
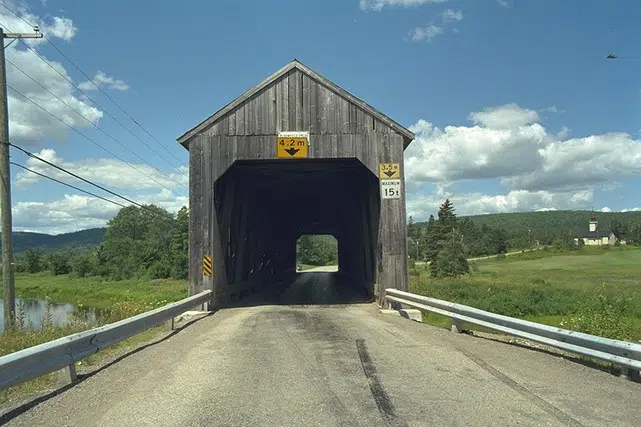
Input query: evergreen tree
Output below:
<box><xmin>437</xmin><ymin>199</ymin><xmax>457</xmax><ymax>235</ymax></box>
<box><xmin>425</xmin><ymin>214</ymin><xmax>441</xmax><ymax>277</ymax></box>
<box><xmin>434</xmin><ymin>229</ymin><xmax>469</xmax><ymax>278</ymax></box>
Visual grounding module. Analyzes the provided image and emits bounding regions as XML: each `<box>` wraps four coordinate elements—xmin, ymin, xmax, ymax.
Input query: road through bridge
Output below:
<box><xmin>3</xmin><ymin>274</ymin><xmax>640</xmax><ymax>426</ymax></box>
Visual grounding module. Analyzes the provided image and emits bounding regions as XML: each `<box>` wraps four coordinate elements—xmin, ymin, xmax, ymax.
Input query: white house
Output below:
<box><xmin>574</xmin><ymin>216</ymin><xmax>618</xmax><ymax>246</ymax></box>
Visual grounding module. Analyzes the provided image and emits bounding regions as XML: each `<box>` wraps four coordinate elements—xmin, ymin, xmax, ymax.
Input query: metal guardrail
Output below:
<box><xmin>384</xmin><ymin>288</ymin><xmax>641</xmax><ymax>378</ymax></box>
<box><xmin>0</xmin><ymin>290</ymin><xmax>212</xmax><ymax>391</ymax></box>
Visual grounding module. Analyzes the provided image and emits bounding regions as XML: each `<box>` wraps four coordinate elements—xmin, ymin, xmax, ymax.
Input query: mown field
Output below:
<box><xmin>410</xmin><ymin>246</ymin><xmax>641</xmax><ymax>342</ymax></box>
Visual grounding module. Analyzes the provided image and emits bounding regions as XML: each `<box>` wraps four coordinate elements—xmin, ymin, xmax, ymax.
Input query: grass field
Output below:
<box><xmin>410</xmin><ymin>246</ymin><xmax>641</xmax><ymax>342</ymax></box>
<box><xmin>4</xmin><ymin>273</ymin><xmax>189</xmax><ymax>311</ymax></box>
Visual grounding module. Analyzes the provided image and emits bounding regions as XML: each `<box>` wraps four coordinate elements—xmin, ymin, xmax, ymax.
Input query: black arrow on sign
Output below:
<box><xmin>384</xmin><ymin>170</ymin><xmax>396</xmax><ymax>178</ymax></box>
<box><xmin>285</xmin><ymin>147</ymin><xmax>300</xmax><ymax>156</ymax></box>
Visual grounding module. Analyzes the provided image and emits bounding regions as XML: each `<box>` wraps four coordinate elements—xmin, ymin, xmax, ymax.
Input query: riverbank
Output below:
<box><xmin>1</xmin><ymin>273</ymin><xmax>189</xmax><ymax>405</ymax></box>
<box><xmin>3</xmin><ymin>273</ymin><xmax>188</xmax><ymax>311</ymax></box>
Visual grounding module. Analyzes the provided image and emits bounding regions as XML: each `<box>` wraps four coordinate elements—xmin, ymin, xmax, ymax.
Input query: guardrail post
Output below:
<box><xmin>620</xmin><ymin>367</ymin><xmax>640</xmax><ymax>381</ymax></box>
<box><xmin>58</xmin><ymin>363</ymin><xmax>77</xmax><ymax>386</ymax></box>
<box><xmin>451</xmin><ymin>319</ymin><xmax>462</xmax><ymax>334</ymax></box>
<box><xmin>165</xmin><ymin>317</ymin><xmax>174</xmax><ymax>331</ymax></box>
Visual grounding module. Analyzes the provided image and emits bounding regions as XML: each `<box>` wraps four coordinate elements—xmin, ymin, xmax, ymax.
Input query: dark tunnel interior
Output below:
<box><xmin>214</xmin><ymin>158</ymin><xmax>380</xmax><ymax>305</ymax></box>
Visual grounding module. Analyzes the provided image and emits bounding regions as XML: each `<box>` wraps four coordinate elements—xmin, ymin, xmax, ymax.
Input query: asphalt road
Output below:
<box><xmin>3</xmin><ymin>273</ymin><xmax>640</xmax><ymax>426</ymax></box>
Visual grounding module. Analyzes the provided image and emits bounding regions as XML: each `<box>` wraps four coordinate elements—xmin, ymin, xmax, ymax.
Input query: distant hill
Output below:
<box><xmin>0</xmin><ymin>228</ymin><xmax>106</xmax><ymax>254</ymax></box>
<box><xmin>461</xmin><ymin>210</ymin><xmax>641</xmax><ymax>238</ymax></box>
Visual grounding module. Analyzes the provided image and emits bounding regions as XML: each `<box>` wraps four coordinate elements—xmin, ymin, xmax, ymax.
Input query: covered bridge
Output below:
<box><xmin>177</xmin><ymin>60</ymin><xmax>415</xmax><ymax>306</ymax></box>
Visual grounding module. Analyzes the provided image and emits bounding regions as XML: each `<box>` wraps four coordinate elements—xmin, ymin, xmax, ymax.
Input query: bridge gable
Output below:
<box><xmin>177</xmin><ymin>60</ymin><xmax>414</xmax><ymax>148</ymax></box>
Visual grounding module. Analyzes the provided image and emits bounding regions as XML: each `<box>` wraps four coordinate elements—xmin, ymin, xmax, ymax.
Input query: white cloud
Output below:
<box><xmin>78</xmin><ymin>71</ymin><xmax>129</xmax><ymax>92</ymax></box>
<box><xmin>41</xmin><ymin>16</ymin><xmax>77</xmax><ymax>41</ymax></box>
<box><xmin>13</xmin><ymin>190</ymin><xmax>188</xmax><ymax>234</ymax></box>
<box><xmin>360</xmin><ymin>0</ymin><xmax>447</xmax><ymax>11</ymax></box>
<box><xmin>405</xmin><ymin>104</ymin><xmax>641</xmax><ymax>191</ymax></box>
<box><xmin>13</xmin><ymin>195</ymin><xmax>121</xmax><ymax>234</ymax></box>
<box><xmin>0</xmin><ymin>4</ymin><xmax>106</xmax><ymax>145</ymax></box>
<box><xmin>12</xmin><ymin>149</ymin><xmax>189</xmax><ymax>234</ymax></box>
<box><xmin>408</xmin><ymin>9</ymin><xmax>463</xmax><ymax>42</ymax></box>
<box><xmin>15</xmin><ymin>149</ymin><xmax>188</xmax><ymax>192</ymax></box>
<box><xmin>406</xmin><ymin>188</ymin><xmax>594</xmax><ymax>219</ymax></box>
<box><xmin>404</xmin><ymin>103</ymin><xmax>641</xmax><ymax>218</ymax></box>
<box><xmin>409</xmin><ymin>25</ymin><xmax>443</xmax><ymax>42</ymax></box>
<box><xmin>541</xmin><ymin>105</ymin><xmax>565</xmax><ymax>114</ymax></box>
<box><xmin>497</xmin><ymin>0</ymin><xmax>508</xmax><ymax>7</ymax></box>
<box><xmin>405</xmin><ymin>118</ymin><xmax>548</xmax><ymax>181</ymax></box>
<box><xmin>600</xmin><ymin>207</ymin><xmax>612</xmax><ymax>213</ymax></box>
<box><xmin>503</xmin><ymin>132</ymin><xmax>641</xmax><ymax>191</ymax></box>
<box><xmin>441</xmin><ymin>9</ymin><xmax>463</xmax><ymax>22</ymax></box>
<box><xmin>469</xmin><ymin>103</ymin><xmax>539</xmax><ymax>128</ymax></box>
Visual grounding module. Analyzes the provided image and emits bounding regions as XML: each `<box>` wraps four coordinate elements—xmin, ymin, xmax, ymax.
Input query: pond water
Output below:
<box><xmin>0</xmin><ymin>298</ymin><xmax>99</xmax><ymax>333</ymax></box>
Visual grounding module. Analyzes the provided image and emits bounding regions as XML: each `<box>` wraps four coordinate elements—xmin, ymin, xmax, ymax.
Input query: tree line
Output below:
<box><xmin>408</xmin><ymin>201</ymin><xmax>508</xmax><ymax>262</ymax></box>
<box><xmin>464</xmin><ymin>210</ymin><xmax>641</xmax><ymax>248</ymax></box>
<box><xmin>296</xmin><ymin>234</ymin><xmax>338</xmax><ymax>266</ymax></box>
<box><xmin>14</xmin><ymin>200</ymin><xmax>640</xmax><ymax>281</ymax></box>
<box><xmin>15</xmin><ymin>205</ymin><xmax>189</xmax><ymax>280</ymax></box>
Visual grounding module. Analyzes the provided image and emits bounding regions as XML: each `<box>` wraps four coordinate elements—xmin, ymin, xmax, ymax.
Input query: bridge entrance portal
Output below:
<box><xmin>178</xmin><ymin>60</ymin><xmax>415</xmax><ymax>307</ymax></box>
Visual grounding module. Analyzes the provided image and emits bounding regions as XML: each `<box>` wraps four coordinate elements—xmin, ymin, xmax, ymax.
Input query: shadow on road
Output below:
<box><xmin>226</xmin><ymin>272</ymin><xmax>373</xmax><ymax>308</ymax></box>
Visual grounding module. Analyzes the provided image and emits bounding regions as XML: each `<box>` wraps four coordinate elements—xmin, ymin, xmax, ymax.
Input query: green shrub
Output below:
<box><xmin>70</xmin><ymin>251</ymin><xmax>97</xmax><ymax>277</ymax></box>
<box><xmin>560</xmin><ymin>284</ymin><xmax>635</xmax><ymax>341</ymax></box>
<box><xmin>47</xmin><ymin>252</ymin><xmax>71</xmax><ymax>275</ymax></box>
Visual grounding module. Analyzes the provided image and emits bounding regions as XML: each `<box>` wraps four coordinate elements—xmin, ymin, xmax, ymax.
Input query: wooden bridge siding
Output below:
<box><xmin>201</xmin><ymin>70</ymin><xmax>394</xmax><ymax>139</ymax></box>
<box><xmin>187</xmin><ymin>66</ymin><xmax>409</xmax><ymax>301</ymax></box>
<box><xmin>189</xmin><ymin>131</ymin><xmax>408</xmax><ymax>302</ymax></box>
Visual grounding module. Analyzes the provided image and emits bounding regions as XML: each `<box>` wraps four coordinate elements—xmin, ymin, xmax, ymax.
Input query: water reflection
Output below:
<box><xmin>0</xmin><ymin>297</ymin><xmax>99</xmax><ymax>333</ymax></box>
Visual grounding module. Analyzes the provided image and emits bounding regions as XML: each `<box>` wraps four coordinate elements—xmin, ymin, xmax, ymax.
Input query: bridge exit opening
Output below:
<box><xmin>295</xmin><ymin>234</ymin><xmax>338</xmax><ymax>272</ymax></box>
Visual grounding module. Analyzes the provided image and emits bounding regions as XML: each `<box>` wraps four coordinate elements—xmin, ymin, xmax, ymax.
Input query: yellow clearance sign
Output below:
<box><xmin>277</xmin><ymin>132</ymin><xmax>309</xmax><ymax>158</ymax></box>
<box><xmin>379</xmin><ymin>163</ymin><xmax>400</xmax><ymax>179</ymax></box>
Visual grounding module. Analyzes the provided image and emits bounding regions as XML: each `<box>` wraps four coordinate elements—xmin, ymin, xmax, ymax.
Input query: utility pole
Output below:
<box><xmin>0</xmin><ymin>26</ymin><xmax>42</xmax><ymax>330</ymax></box>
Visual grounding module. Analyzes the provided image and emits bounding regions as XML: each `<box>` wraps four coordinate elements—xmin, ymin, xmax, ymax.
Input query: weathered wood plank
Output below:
<box><xmin>269</xmin><ymin>83</ymin><xmax>277</xmax><ymax>134</ymax></box>
<box><xmin>302</xmin><ymin>74</ymin><xmax>311</xmax><ymax>130</ymax></box>
<box><xmin>319</xmin><ymin>85</ymin><xmax>331</xmax><ymax>134</ymax></box>
<box><xmin>202</xmin><ymin>139</ymin><xmax>212</xmax><ymax>293</ymax></box>
<box><xmin>295</xmin><ymin>70</ymin><xmax>304</xmax><ymax>130</ymax></box>
<box><xmin>235</xmin><ymin>104</ymin><xmax>245</xmax><ymax>135</ymax></box>
<box><xmin>288</xmin><ymin>70</ymin><xmax>297</xmax><ymax>130</ymax></box>
<box><xmin>310</xmin><ymin>77</ymin><xmax>319</xmax><ymax>133</ymax></box>
<box><xmin>275</xmin><ymin>77</ymin><xmax>283</xmax><ymax>132</ymax></box>
<box><xmin>189</xmin><ymin>138</ymin><xmax>204</xmax><ymax>295</ymax></box>
<box><xmin>356</xmin><ymin>107</ymin><xmax>366</xmax><ymax>133</ymax></box>
<box><xmin>281</xmin><ymin>73</ymin><xmax>289</xmax><ymax>132</ymax></box>
<box><xmin>255</xmin><ymin>94</ymin><xmax>263</xmax><ymax>135</ymax></box>
<box><xmin>245</xmin><ymin>98</ymin><xmax>254</xmax><ymax>136</ymax></box>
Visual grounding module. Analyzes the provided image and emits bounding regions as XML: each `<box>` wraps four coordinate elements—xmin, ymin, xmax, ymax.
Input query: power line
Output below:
<box><xmin>16</xmin><ymin>37</ymin><xmax>187</xmax><ymax>169</ymax></box>
<box><xmin>6</xmin><ymin>83</ymin><xmax>183</xmax><ymax>195</ymax></box>
<box><xmin>0</xmin><ymin>2</ymin><xmax>187</xmax><ymax>167</ymax></box>
<box><xmin>5</xmin><ymin>57</ymin><xmax>187</xmax><ymax>189</ymax></box>
<box><xmin>6</xmin><ymin>140</ymin><xmax>178</xmax><ymax>221</ymax></box>
<box><xmin>10</xmin><ymin>161</ymin><xmax>126</xmax><ymax>208</ymax></box>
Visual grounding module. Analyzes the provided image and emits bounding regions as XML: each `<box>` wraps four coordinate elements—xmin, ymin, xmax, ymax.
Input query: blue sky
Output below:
<box><xmin>2</xmin><ymin>0</ymin><xmax>641</xmax><ymax>233</ymax></box>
